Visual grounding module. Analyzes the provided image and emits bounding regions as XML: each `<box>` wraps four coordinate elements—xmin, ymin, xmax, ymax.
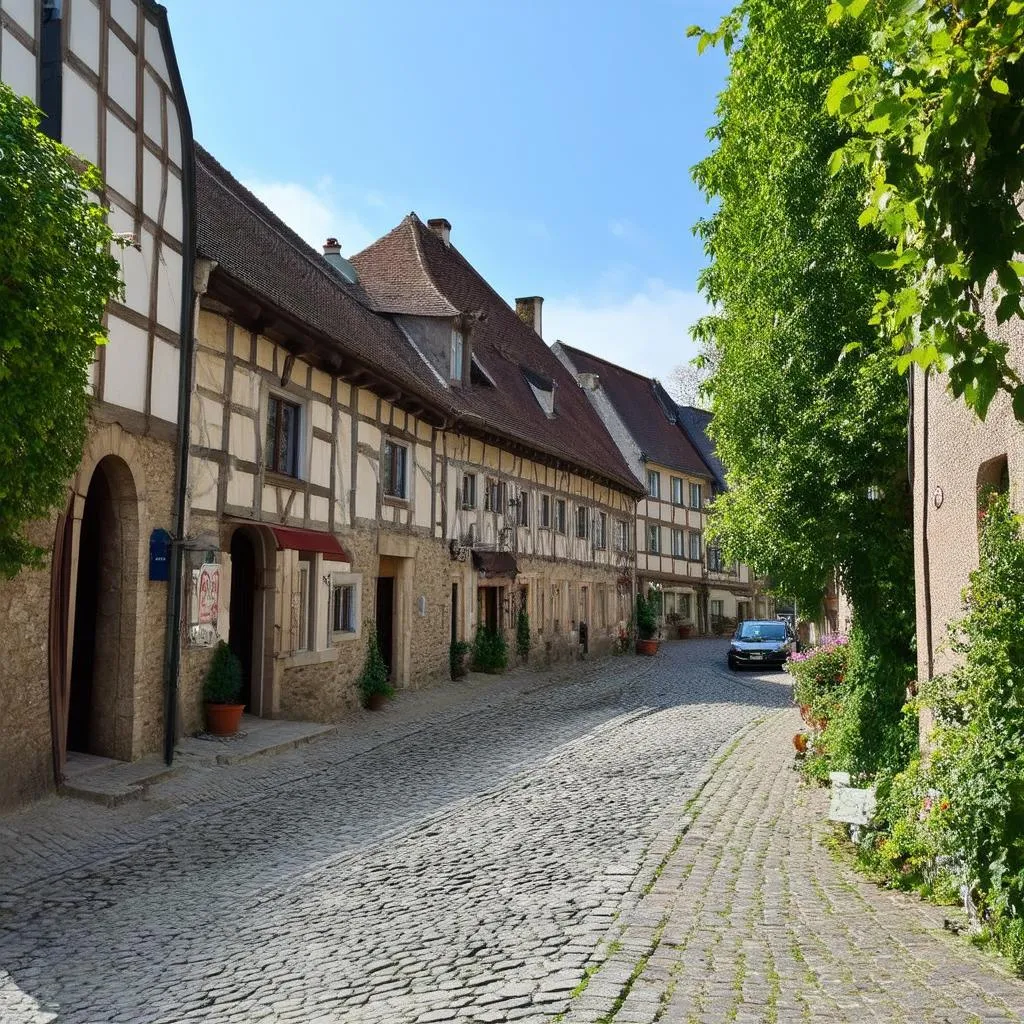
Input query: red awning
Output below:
<box><xmin>270</xmin><ymin>526</ymin><xmax>351</xmax><ymax>562</ymax></box>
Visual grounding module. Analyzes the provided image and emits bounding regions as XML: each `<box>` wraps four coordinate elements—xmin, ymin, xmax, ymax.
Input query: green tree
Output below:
<box><xmin>689</xmin><ymin>0</ymin><xmax>916</xmax><ymax>774</ymax></box>
<box><xmin>0</xmin><ymin>84</ymin><xmax>122</xmax><ymax>577</ymax></box>
<box><xmin>828</xmin><ymin>0</ymin><xmax>1024</xmax><ymax>420</ymax></box>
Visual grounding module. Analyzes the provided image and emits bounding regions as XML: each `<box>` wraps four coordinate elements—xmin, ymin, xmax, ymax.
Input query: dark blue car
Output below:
<box><xmin>727</xmin><ymin>620</ymin><xmax>797</xmax><ymax>670</ymax></box>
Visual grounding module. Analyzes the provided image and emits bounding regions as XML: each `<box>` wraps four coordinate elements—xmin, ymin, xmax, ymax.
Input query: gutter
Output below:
<box><xmin>157</xmin><ymin>7</ymin><xmax>198</xmax><ymax>767</ymax></box>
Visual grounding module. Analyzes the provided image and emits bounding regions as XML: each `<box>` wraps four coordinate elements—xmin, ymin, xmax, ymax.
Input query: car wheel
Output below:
<box><xmin>727</xmin><ymin>655</ymin><xmax>737</xmax><ymax>671</ymax></box>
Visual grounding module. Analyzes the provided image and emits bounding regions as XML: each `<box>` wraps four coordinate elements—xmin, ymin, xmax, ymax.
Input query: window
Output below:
<box><xmin>671</xmin><ymin>477</ymin><xmax>683</xmax><ymax>505</ymax></box>
<box><xmin>680</xmin><ymin>593</ymin><xmax>692</xmax><ymax>620</ymax></box>
<box><xmin>615</xmin><ymin>519</ymin><xmax>629</xmax><ymax>552</ymax></box>
<box><xmin>485</xmin><ymin>478</ymin><xmax>507</xmax><ymax>514</ymax></box>
<box><xmin>708</xmin><ymin>545</ymin><xmax>725</xmax><ymax>572</ymax></box>
<box><xmin>296</xmin><ymin>554</ymin><xmax>314</xmax><ymax>651</ymax></box>
<box><xmin>575</xmin><ymin>506</ymin><xmax>589</xmax><ymax>539</ymax></box>
<box><xmin>689</xmin><ymin>531</ymin><xmax>702</xmax><ymax>561</ymax></box>
<box><xmin>595</xmin><ymin>512</ymin><xmax>607</xmax><ymax>550</ymax></box>
<box><xmin>331</xmin><ymin>580</ymin><xmax>356</xmax><ymax>635</ymax></box>
<box><xmin>266</xmin><ymin>394</ymin><xmax>301</xmax><ymax>476</ymax></box>
<box><xmin>540</xmin><ymin>494</ymin><xmax>551</xmax><ymax>528</ymax></box>
<box><xmin>646</xmin><ymin>469</ymin><xmax>661</xmax><ymax>499</ymax></box>
<box><xmin>382</xmin><ymin>438</ymin><xmax>408</xmax><ymax>499</ymax></box>
<box><xmin>518</xmin><ymin>490</ymin><xmax>530</xmax><ymax>526</ymax></box>
<box><xmin>647</xmin><ymin>524</ymin><xmax>661</xmax><ymax>553</ymax></box>
<box><xmin>671</xmin><ymin>528</ymin><xmax>684</xmax><ymax>558</ymax></box>
<box><xmin>450</xmin><ymin>327</ymin><xmax>464</xmax><ymax>382</ymax></box>
<box><xmin>690</xmin><ymin>482</ymin><xmax>702</xmax><ymax>509</ymax></box>
<box><xmin>710</xmin><ymin>598</ymin><xmax>724</xmax><ymax>623</ymax></box>
<box><xmin>554</xmin><ymin>498</ymin><xmax>567</xmax><ymax>534</ymax></box>
<box><xmin>461</xmin><ymin>472</ymin><xmax>477</xmax><ymax>509</ymax></box>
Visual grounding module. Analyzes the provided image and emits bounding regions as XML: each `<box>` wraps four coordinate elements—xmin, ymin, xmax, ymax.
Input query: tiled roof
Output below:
<box><xmin>677</xmin><ymin>405</ymin><xmax>727</xmax><ymax>490</ymax></box>
<box><xmin>194</xmin><ymin>146</ymin><xmax>448</xmax><ymax>407</ymax></box>
<box><xmin>555</xmin><ymin>344</ymin><xmax>712</xmax><ymax>479</ymax></box>
<box><xmin>349</xmin><ymin>217</ymin><xmax>458</xmax><ymax>316</ymax></box>
<box><xmin>352</xmin><ymin>216</ymin><xmax>641</xmax><ymax>494</ymax></box>
<box><xmin>194</xmin><ymin>155</ymin><xmax>640</xmax><ymax>495</ymax></box>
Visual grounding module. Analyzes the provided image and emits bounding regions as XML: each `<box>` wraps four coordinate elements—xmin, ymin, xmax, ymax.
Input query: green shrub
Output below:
<box><xmin>203</xmin><ymin>641</ymin><xmax>243</xmax><ymax>704</ymax></box>
<box><xmin>855</xmin><ymin>494</ymin><xmax>1024</xmax><ymax>973</ymax></box>
<box><xmin>635</xmin><ymin>591</ymin><xmax>658</xmax><ymax>641</ymax></box>
<box><xmin>449</xmin><ymin>639</ymin><xmax>471</xmax><ymax>680</ymax></box>
<box><xmin>472</xmin><ymin>626</ymin><xmax>508</xmax><ymax>674</ymax></box>
<box><xmin>358</xmin><ymin>630</ymin><xmax>393</xmax><ymax>705</ymax></box>
<box><xmin>516</xmin><ymin>607</ymin><xmax>531</xmax><ymax>661</ymax></box>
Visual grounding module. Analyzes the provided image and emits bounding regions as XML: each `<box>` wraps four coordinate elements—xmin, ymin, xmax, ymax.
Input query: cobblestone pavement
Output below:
<box><xmin>1</xmin><ymin>642</ymin><xmax>1021</xmax><ymax>1023</ymax></box>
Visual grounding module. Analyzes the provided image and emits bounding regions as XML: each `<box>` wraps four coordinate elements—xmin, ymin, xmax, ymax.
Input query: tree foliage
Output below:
<box><xmin>689</xmin><ymin>0</ymin><xmax>916</xmax><ymax>772</ymax></box>
<box><xmin>0</xmin><ymin>84</ymin><xmax>122</xmax><ymax>577</ymax></box>
<box><xmin>829</xmin><ymin>0</ymin><xmax>1024</xmax><ymax>420</ymax></box>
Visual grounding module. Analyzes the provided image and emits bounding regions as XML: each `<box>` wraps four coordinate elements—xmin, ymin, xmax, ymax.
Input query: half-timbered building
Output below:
<box><xmin>0</xmin><ymin>0</ymin><xmax>193</xmax><ymax>808</ymax></box>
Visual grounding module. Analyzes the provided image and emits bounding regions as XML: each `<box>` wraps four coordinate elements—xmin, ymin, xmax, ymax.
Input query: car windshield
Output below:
<box><xmin>737</xmin><ymin>622</ymin><xmax>786</xmax><ymax>641</ymax></box>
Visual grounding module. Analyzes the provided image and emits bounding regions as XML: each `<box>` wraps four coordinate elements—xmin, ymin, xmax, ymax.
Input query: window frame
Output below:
<box><xmin>671</xmin><ymin>528</ymin><xmax>685</xmax><ymax>558</ymax></box>
<box><xmin>575</xmin><ymin>505</ymin><xmax>589</xmax><ymax>539</ymax></box>
<box><xmin>689</xmin><ymin>482</ymin><xmax>702</xmax><ymax>509</ymax></box>
<box><xmin>646</xmin><ymin>469</ymin><xmax>661</xmax><ymax>499</ymax></box>
<box><xmin>540</xmin><ymin>493</ymin><xmax>552</xmax><ymax>529</ymax></box>
<box><xmin>595</xmin><ymin>511</ymin><xmax>607</xmax><ymax>550</ymax></box>
<box><xmin>328</xmin><ymin>571</ymin><xmax>362</xmax><ymax>643</ymax></box>
<box><xmin>554</xmin><ymin>498</ymin><xmax>567</xmax><ymax>535</ymax></box>
<box><xmin>266</xmin><ymin>392</ymin><xmax>302</xmax><ymax>478</ymax></box>
<box><xmin>518</xmin><ymin>489</ymin><xmax>530</xmax><ymax>527</ymax></box>
<box><xmin>671</xmin><ymin>476</ymin><xmax>683</xmax><ymax>506</ymax></box>
<box><xmin>461</xmin><ymin>472</ymin><xmax>477</xmax><ymax>510</ymax></box>
<box><xmin>647</xmin><ymin>524</ymin><xmax>661</xmax><ymax>554</ymax></box>
<box><xmin>615</xmin><ymin>519</ymin><xmax>629</xmax><ymax>552</ymax></box>
<box><xmin>450</xmin><ymin>327</ymin><xmax>464</xmax><ymax>383</ymax></box>
<box><xmin>382</xmin><ymin>437</ymin><xmax>409</xmax><ymax>501</ymax></box>
<box><xmin>688</xmin><ymin>530</ymin><xmax>702</xmax><ymax>562</ymax></box>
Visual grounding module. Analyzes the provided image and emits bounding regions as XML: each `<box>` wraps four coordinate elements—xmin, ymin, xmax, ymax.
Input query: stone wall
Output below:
<box><xmin>0</xmin><ymin>519</ymin><xmax>58</xmax><ymax>810</ymax></box>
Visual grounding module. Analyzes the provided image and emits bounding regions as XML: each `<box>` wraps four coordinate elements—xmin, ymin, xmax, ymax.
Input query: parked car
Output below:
<box><xmin>727</xmin><ymin>620</ymin><xmax>797</xmax><ymax>670</ymax></box>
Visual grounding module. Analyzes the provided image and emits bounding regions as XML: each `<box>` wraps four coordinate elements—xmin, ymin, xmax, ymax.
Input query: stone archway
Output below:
<box><xmin>66</xmin><ymin>454</ymin><xmax>139</xmax><ymax>760</ymax></box>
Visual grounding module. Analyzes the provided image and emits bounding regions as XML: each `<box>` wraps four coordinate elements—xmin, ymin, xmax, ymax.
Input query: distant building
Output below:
<box><xmin>553</xmin><ymin>345</ymin><xmax>770</xmax><ymax>634</ymax></box>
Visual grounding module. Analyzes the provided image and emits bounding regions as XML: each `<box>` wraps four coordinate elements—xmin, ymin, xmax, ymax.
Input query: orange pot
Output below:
<box><xmin>205</xmin><ymin>702</ymin><xmax>245</xmax><ymax>736</ymax></box>
<box><xmin>636</xmin><ymin>638</ymin><xmax>660</xmax><ymax>656</ymax></box>
<box><xmin>364</xmin><ymin>692</ymin><xmax>388</xmax><ymax>711</ymax></box>
<box><xmin>793</xmin><ymin>732</ymin><xmax>808</xmax><ymax>753</ymax></box>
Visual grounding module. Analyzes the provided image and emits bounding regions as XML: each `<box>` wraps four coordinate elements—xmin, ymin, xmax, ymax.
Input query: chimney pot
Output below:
<box><xmin>427</xmin><ymin>218</ymin><xmax>452</xmax><ymax>246</ymax></box>
<box><xmin>515</xmin><ymin>296</ymin><xmax>544</xmax><ymax>339</ymax></box>
<box><xmin>323</xmin><ymin>238</ymin><xmax>341</xmax><ymax>255</ymax></box>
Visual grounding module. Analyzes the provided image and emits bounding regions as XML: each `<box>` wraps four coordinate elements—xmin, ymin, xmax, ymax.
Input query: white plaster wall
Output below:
<box><xmin>103</xmin><ymin>316</ymin><xmax>148</xmax><ymax>412</ymax></box>
<box><xmin>69</xmin><ymin>0</ymin><xmax>101</xmax><ymax>74</ymax></box>
<box><xmin>150</xmin><ymin>338</ymin><xmax>179</xmax><ymax>423</ymax></box>
<box><xmin>1</xmin><ymin>26</ymin><xmax>36</xmax><ymax>100</ymax></box>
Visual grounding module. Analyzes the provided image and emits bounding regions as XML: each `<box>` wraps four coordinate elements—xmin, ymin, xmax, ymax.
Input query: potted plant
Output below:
<box><xmin>472</xmin><ymin>625</ymin><xmax>508</xmax><ymax>674</ymax></box>
<box><xmin>679</xmin><ymin>621</ymin><xmax>693</xmax><ymax>639</ymax></box>
<box><xmin>359</xmin><ymin>631</ymin><xmax>394</xmax><ymax>710</ymax></box>
<box><xmin>203</xmin><ymin>641</ymin><xmax>245</xmax><ymax>736</ymax></box>
<box><xmin>449</xmin><ymin>639</ymin><xmax>471</xmax><ymax>680</ymax></box>
<box><xmin>635</xmin><ymin>592</ymin><xmax>660</xmax><ymax>656</ymax></box>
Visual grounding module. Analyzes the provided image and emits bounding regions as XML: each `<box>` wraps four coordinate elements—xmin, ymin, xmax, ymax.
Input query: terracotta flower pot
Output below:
<box><xmin>678</xmin><ymin>625</ymin><xmax>692</xmax><ymax>640</ymax></box>
<box><xmin>793</xmin><ymin>732</ymin><xmax>808</xmax><ymax>753</ymax></box>
<box><xmin>364</xmin><ymin>692</ymin><xmax>388</xmax><ymax>711</ymax></box>
<box><xmin>636</xmin><ymin>638</ymin><xmax>660</xmax><ymax>656</ymax></box>
<box><xmin>205</xmin><ymin>702</ymin><xmax>245</xmax><ymax>736</ymax></box>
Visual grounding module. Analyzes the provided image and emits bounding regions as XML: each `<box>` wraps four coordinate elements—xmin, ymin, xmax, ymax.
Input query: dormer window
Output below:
<box><xmin>521</xmin><ymin>365</ymin><xmax>556</xmax><ymax>417</ymax></box>
<box><xmin>450</xmin><ymin>327</ymin><xmax>464</xmax><ymax>383</ymax></box>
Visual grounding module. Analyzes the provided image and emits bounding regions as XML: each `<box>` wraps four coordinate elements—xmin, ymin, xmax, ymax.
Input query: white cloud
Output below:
<box><xmin>544</xmin><ymin>280</ymin><xmax>709</xmax><ymax>381</ymax></box>
<box><xmin>241</xmin><ymin>177</ymin><xmax>377</xmax><ymax>256</ymax></box>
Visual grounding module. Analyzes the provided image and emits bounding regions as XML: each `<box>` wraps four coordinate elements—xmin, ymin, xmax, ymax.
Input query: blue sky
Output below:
<box><xmin>168</xmin><ymin>1</ymin><xmax>731</xmax><ymax>381</ymax></box>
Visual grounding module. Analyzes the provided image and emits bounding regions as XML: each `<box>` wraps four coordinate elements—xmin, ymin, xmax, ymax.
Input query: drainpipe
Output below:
<box><xmin>162</xmin><ymin>257</ymin><xmax>215</xmax><ymax>765</ymax></box>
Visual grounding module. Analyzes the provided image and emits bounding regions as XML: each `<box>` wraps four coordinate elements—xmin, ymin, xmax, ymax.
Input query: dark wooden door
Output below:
<box><xmin>376</xmin><ymin>576</ymin><xmax>395</xmax><ymax>678</ymax></box>
<box><xmin>229</xmin><ymin>530</ymin><xmax>256</xmax><ymax>710</ymax></box>
<box><xmin>451</xmin><ymin>583</ymin><xmax>458</xmax><ymax>645</ymax></box>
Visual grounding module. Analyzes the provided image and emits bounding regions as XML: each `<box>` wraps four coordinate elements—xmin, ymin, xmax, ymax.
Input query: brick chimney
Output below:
<box><xmin>427</xmin><ymin>218</ymin><xmax>451</xmax><ymax>246</ymax></box>
<box><xmin>516</xmin><ymin>296</ymin><xmax>543</xmax><ymax>338</ymax></box>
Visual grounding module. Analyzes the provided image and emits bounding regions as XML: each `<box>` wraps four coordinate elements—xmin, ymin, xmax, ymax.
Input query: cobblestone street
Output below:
<box><xmin>2</xmin><ymin>641</ymin><xmax>1022</xmax><ymax>1023</ymax></box>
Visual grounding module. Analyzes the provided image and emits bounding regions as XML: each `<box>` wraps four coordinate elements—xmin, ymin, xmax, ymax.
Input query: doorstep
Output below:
<box><xmin>61</xmin><ymin>717</ymin><xmax>338</xmax><ymax>807</ymax></box>
<box><xmin>173</xmin><ymin>714</ymin><xmax>338</xmax><ymax>767</ymax></box>
<box><xmin>61</xmin><ymin>751</ymin><xmax>180</xmax><ymax>807</ymax></box>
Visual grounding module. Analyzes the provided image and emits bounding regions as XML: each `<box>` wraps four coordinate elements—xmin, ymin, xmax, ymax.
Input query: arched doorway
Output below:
<box><xmin>229</xmin><ymin>529</ymin><xmax>258</xmax><ymax>711</ymax></box>
<box><xmin>67</xmin><ymin>456</ymin><xmax>139</xmax><ymax>760</ymax></box>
